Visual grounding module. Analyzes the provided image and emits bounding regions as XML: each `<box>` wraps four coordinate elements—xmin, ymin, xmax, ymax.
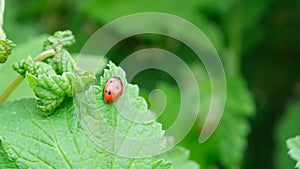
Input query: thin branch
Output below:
<box><xmin>227</xmin><ymin>0</ymin><xmax>242</xmax><ymax>76</ymax></box>
<box><xmin>34</xmin><ymin>49</ymin><xmax>55</xmax><ymax>61</ymax></box>
<box><xmin>0</xmin><ymin>75</ymin><xmax>23</xmax><ymax>103</ymax></box>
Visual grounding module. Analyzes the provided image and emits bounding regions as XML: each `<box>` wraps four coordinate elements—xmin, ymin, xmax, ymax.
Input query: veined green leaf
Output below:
<box><xmin>1</xmin><ymin>60</ymin><xmax>199</xmax><ymax>168</ymax></box>
<box><xmin>43</xmin><ymin>30</ymin><xmax>75</xmax><ymax>51</ymax></box>
<box><xmin>43</xmin><ymin>49</ymin><xmax>76</xmax><ymax>75</ymax></box>
<box><xmin>0</xmin><ymin>98</ymin><xmax>198</xmax><ymax>168</ymax></box>
<box><xmin>13</xmin><ymin>56</ymin><xmax>73</xmax><ymax>116</ymax></box>
<box><xmin>0</xmin><ymin>141</ymin><xmax>17</xmax><ymax>169</ymax></box>
<box><xmin>0</xmin><ymin>99</ymin><xmax>169</xmax><ymax>168</ymax></box>
<box><xmin>74</xmin><ymin>61</ymin><xmax>167</xmax><ymax>158</ymax></box>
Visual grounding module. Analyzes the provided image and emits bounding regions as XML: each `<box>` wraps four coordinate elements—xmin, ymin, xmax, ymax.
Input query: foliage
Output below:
<box><xmin>0</xmin><ymin>39</ymin><xmax>15</xmax><ymax>63</ymax></box>
<box><xmin>12</xmin><ymin>30</ymin><xmax>75</xmax><ymax>115</ymax></box>
<box><xmin>0</xmin><ymin>35</ymin><xmax>46</xmax><ymax>101</ymax></box>
<box><xmin>0</xmin><ymin>141</ymin><xmax>17</xmax><ymax>169</ymax></box>
<box><xmin>2</xmin><ymin>0</ymin><xmax>298</xmax><ymax>168</ymax></box>
<box><xmin>148</xmin><ymin>65</ymin><xmax>255</xmax><ymax>169</ymax></box>
<box><xmin>74</xmin><ymin>61</ymin><xmax>166</xmax><ymax>157</ymax></box>
<box><xmin>0</xmin><ymin>98</ymin><xmax>197</xmax><ymax>168</ymax></box>
<box><xmin>0</xmin><ymin>31</ymin><xmax>199</xmax><ymax>168</ymax></box>
<box><xmin>275</xmin><ymin>100</ymin><xmax>300</xmax><ymax>169</ymax></box>
<box><xmin>287</xmin><ymin>136</ymin><xmax>300</xmax><ymax>168</ymax></box>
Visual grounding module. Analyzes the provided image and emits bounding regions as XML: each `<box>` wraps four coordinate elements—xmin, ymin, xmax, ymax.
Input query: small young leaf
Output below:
<box><xmin>43</xmin><ymin>49</ymin><xmax>75</xmax><ymax>75</ymax></box>
<box><xmin>43</xmin><ymin>30</ymin><xmax>75</xmax><ymax>51</ymax></box>
<box><xmin>12</xmin><ymin>30</ymin><xmax>77</xmax><ymax>115</ymax></box>
<box><xmin>13</xmin><ymin>56</ymin><xmax>73</xmax><ymax>115</ymax></box>
<box><xmin>287</xmin><ymin>136</ymin><xmax>300</xmax><ymax>168</ymax></box>
<box><xmin>0</xmin><ymin>35</ymin><xmax>46</xmax><ymax>101</ymax></box>
<box><xmin>0</xmin><ymin>39</ymin><xmax>15</xmax><ymax>63</ymax></box>
<box><xmin>13</xmin><ymin>56</ymin><xmax>57</xmax><ymax>77</ymax></box>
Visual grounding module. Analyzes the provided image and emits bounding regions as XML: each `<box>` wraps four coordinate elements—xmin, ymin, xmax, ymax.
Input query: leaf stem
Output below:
<box><xmin>0</xmin><ymin>49</ymin><xmax>56</xmax><ymax>104</ymax></box>
<box><xmin>0</xmin><ymin>75</ymin><xmax>23</xmax><ymax>103</ymax></box>
<box><xmin>34</xmin><ymin>49</ymin><xmax>55</xmax><ymax>61</ymax></box>
<box><xmin>227</xmin><ymin>0</ymin><xmax>242</xmax><ymax>76</ymax></box>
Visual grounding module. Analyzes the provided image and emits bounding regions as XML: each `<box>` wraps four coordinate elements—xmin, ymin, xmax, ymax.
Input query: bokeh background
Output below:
<box><xmin>2</xmin><ymin>0</ymin><xmax>300</xmax><ymax>168</ymax></box>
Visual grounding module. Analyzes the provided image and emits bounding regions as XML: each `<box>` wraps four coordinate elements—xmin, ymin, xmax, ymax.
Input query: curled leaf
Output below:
<box><xmin>12</xmin><ymin>30</ymin><xmax>77</xmax><ymax>115</ymax></box>
<box><xmin>13</xmin><ymin>56</ymin><xmax>73</xmax><ymax>115</ymax></box>
<box><xmin>43</xmin><ymin>30</ymin><xmax>75</xmax><ymax>50</ymax></box>
<box><xmin>43</xmin><ymin>49</ymin><xmax>75</xmax><ymax>75</ymax></box>
<box><xmin>13</xmin><ymin>56</ymin><xmax>56</xmax><ymax>77</ymax></box>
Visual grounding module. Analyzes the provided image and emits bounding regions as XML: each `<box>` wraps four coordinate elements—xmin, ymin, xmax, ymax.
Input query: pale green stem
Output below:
<box><xmin>0</xmin><ymin>0</ymin><xmax>6</xmax><ymax>40</ymax></box>
<box><xmin>227</xmin><ymin>0</ymin><xmax>242</xmax><ymax>76</ymax></box>
<box><xmin>0</xmin><ymin>49</ymin><xmax>56</xmax><ymax>103</ymax></box>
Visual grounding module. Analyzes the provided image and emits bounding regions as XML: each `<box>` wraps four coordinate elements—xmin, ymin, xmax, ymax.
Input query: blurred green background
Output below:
<box><xmin>2</xmin><ymin>0</ymin><xmax>300</xmax><ymax>168</ymax></box>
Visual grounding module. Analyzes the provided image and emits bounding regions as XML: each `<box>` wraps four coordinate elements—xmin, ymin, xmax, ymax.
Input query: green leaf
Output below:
<box><xmin>43</xmin><ymin>49</ymin><xmax>75</xmax><ymax>75</ymax></box>
<box><xmin>0</xmin><ymin>98</ymin><xmax>199</xmax><ymax>168</ymax></box>
<box><xmin>74</xmin><ymin>61</ymin><xmax>167</xmax><ymax>158</ymax></box>
<box><xmin>1</xmin><ymin>61</ymin><xmax>199</xmax><ymax>168</ymax></box>
<box><xmin>163</xmin><ymin>146</ymin><xmax>199</xmax><ymax>169</ymax></box>
<box><xmin>43</xmin><ymin>30</ymin><xmax>75</xmax><ymax>51</ymax></box>
<box><xmin>151</xmin><ymin>65</ymin><xmax>255</xmax><ymax>169</ymax></box>
<box><xmin>287</xmin><ymin>136</ymin><xmax>300</xmax><ymax>168</ymax></box>
<box><xmin>13</xmin><ymin>55</ymin><xmax>57</xmax><ymax>77</ymax></box>
<box><xmin>192</xmin><ymin>65</ymin><xmax>255</xmax><ymax>169</ymax></box>
<box><xmin>0</xmin><ymin>35</ymin><xmax>46</xmax><ymax>101</ymax></box>
<box><xmin>275</xmin><ymin>100</ymin><xmax>300</xmax><ymax>169</ymax></box>
<box><xmin>11</xmin><ymin>30</ymin><xmax>77</xmax><ymax>115</ymax></box>
<box><xmin>0</xmin><ymin>99</ymin><xmax>160</xmax><ymax>168</ymax></box>
<box><xmin>0</xmin><ymin>141</ymin><xmax>17</xmax><ymax>169</ymax></box>
<box><xmin>13</xmin><ymin>56</ymin><xmax>73</xmax><ymax>115</ymax></box>
<box><xmin>218</xmin><ymin>76</ymin><xmax>255</xmax><ymax>169</ymax></box>
<box><xmin>0</xmin><ymin>39</ymin><xmax>16</xmax><ymax>63</ymax></box>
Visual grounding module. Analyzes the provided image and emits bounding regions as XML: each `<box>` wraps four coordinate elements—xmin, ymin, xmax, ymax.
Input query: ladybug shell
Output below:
<box><xmin>103</xmin><ymin>77</ymin><xmax>123</xmax><ymax>104</ymax></box>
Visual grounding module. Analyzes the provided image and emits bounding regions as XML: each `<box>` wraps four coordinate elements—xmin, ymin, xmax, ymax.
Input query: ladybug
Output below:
<box><xmin>103</xmin><ymin>76</ymin><xmax>123</xmax><ymax>104</ymax></box>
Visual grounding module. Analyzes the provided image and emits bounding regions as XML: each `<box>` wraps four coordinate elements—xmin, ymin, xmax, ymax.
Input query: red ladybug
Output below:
<box><xmin>103</xmin><ymin>76</ymin><xmax>123</xmax><ymax>103</ymax></box>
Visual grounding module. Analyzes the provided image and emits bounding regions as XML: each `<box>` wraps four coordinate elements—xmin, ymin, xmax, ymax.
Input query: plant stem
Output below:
<box><xmin>0</xmin><ymin>49</ymin><xmax>56</xmax><ymax>104</ymax></box>
<box><xmin>0</xmin><ymin>0</ymin><xmax>5</xmax><ymax>40</ymax></box>
<box><xmin>227</xmin><ymin>0</ymin><xmax>242</xmax><ymax>76</ymax></box>
<box><xmin>0</xmin><ymin>75</ymin><xmax>23</xmax><ymax>103</ymax></box>
<box><xmin>34</xmin><ymin>49</ymin><xmax>55</xmax><ymax>61</ymax></box>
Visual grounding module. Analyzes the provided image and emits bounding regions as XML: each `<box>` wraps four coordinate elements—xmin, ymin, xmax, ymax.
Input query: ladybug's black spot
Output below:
<box><xmin>105</xmin><ymin>90</ymin><xmax>111</xmax><ymax>95</ymax></box>
<box><xmin>109</xmin><ymin>80</ymin><xmax>113</xmax><ymax>83</ymax></box>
